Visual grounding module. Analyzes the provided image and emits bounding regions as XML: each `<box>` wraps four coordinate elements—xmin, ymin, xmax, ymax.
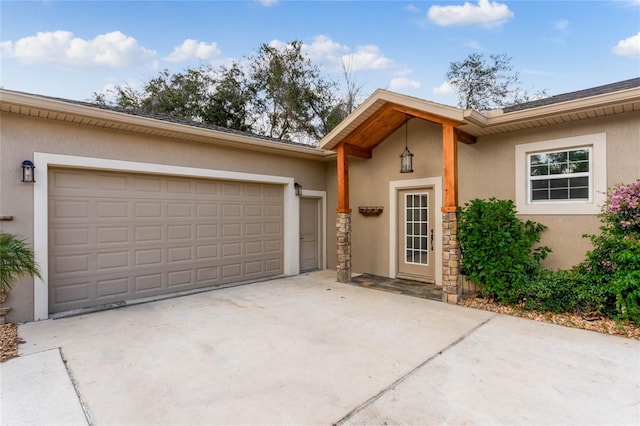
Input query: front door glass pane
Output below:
<box><xmin>404</xmin><ymin>193</ymin><xmax>429</xmax><ymax>265</ymax></box>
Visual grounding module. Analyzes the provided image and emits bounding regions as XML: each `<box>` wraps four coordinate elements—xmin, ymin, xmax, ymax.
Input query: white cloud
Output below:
<box><xmin>612</xmin><ymin>32</ymin><xmax>640</xmax><ymax>56</ymax></box>
<box><xmin>345</xmin><ymin>45</ymin><xmax>395</xmax><ymax>71</ymax></box>
<box><xmin>164</xmin><ymin>39</ymin><xmax>221</xmax><ymax>62</ymax></box>
<box><xmin>553</xmin><ymin>19</ymin><xmax>569</xmax><ymax>30</ymax></box>
<box><xmin>433</xmin><ymin>81</ymin><xmax>456</xmax><ymax>95</ymax></box>
<box><xmin>406</xmin><ymin>4</ymin><xmax>420</xmax><ymax>13</ymax></box>
<box><xmin>258</xmin><ymin>0</ymin><xmax>278</xmax><ymax>6</ymax></box>
<box><xmin>427</xmin><ymin>0</ymin><xmax>513</xmax><ymax>28</ymax></box>
<box><xmin>304</xmin><ymin>35</ymin><xmax>349</xmax><ymax>68</ymax></box>
<box><xmin>389</xmin><ymin>77</ymin><xmax>421</xmax><ymax>91</ymax></box>
<box><xmin>0</xmin><ymin>30</ymin><xmax>156</xmax><ymax>67</ymax></box>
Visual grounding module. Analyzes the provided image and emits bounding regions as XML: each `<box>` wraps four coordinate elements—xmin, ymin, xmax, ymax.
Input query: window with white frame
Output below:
<box><xmin>528</xmin><ymin>147</ymin><xmax>591</xmax><ymax>202</ymax></box>
<box><xmin>515</xmin><ymin>133</ymin><xmax>606</xmax><ymax>215</ymax></box>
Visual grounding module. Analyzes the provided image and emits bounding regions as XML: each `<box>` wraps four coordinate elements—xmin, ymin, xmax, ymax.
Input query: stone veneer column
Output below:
<box><xmin>442</xmin><ymin>211</ymin><xmax>461</xmax><ymax>303</ymax></box>
<box><xmin>336</xmin><ymin>212</ymin><xmax>352</xmax><ymax>282</ymax></box>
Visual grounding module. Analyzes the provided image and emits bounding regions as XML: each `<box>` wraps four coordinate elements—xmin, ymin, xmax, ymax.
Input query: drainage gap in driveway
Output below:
<box><xmin>333</xmin><ymin>315</ymin><xmax>495</xmax><ymax>425</ymax></box>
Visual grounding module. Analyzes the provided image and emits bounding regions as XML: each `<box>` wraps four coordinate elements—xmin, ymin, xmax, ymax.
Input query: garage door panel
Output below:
<box><xmin>54</xmin><ymin>281</ymin><xmax>91</xmax><ymax>304</ymax></box>
<box><xmin>49</xmin><ymin>168</ymin><xmax>283</xmax><ymax>313</ymax></box>
<box><xmin>134</xmin><ymin>274</ymin><xmax>164</xmax><ymax>292</ymax></box>
<box><xmin>97</xmin><ymin>251</ymin><xmax>129</xmax><ymax>270</ymax></box>
<box><xmin>96</xmin><ymin>277</ymin><xmax>129</xmax><ymax>298</ymax></box>
<box><xmin>97</xmin><ymin>201</ymin><xmax>129</xmax><ymax>219</ymax></box>
<box><xmin>97</xmin><ymin>227</ymin><xmax>129</xmax><ymax>244</ymax></box>
<box><xmin>168</xmin><ymin>270</ymin><xmax>192</xmax><ymax>287</ymax></box>
<box><xmin>196</xmin><ymin>203</ymin><xmax>218</xmax><ymax>218</ymax></box>
<box><xmin>53</xmin><ymin>227</ymin><xmax>90</xmax><ymax>247</ymax></box>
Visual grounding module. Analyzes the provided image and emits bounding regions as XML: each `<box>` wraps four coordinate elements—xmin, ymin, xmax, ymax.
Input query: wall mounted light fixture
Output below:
<box><xmin>21</xmin><ymin>160</ymin><xmax>36</xmax><ymax>183</ymax></box>
<box><xmin>400</xmin><ymin>115</ymin><xmax>414</xmax><ymax>173</ymax></box>
<box><xmin>294</xmin><ymin>182</ymin><xmax>302</xmax><ymax>196</ymax></box>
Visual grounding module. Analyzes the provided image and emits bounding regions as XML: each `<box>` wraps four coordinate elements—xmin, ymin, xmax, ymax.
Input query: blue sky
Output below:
<box><xmin>1</xmin><ymin>0</ymin><xmax>639</xmax><ymax>108</ymax></box>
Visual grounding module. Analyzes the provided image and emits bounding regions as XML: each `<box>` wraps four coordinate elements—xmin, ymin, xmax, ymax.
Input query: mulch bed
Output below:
<box><xmin>459</xmin><ymin>296</ymin><xmax>640</xmax><ymax>340</ymax></box>
<box><xmin>1</xmin><ymin>323</ymin><xmax>22</xmax><ymax>362</ymax></box>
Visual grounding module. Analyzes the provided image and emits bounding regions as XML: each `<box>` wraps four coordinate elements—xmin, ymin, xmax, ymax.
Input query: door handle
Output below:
<box><xmin>430</xmin><ymin>229</ymin><xmax>434</xmax><ymax>251</ymax></box>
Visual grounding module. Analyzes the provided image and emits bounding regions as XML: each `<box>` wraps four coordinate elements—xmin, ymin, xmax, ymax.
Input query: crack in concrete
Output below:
<box><xmin>333</xmin><ymin>314</ymin><xmax>496</xmax><ymax>425</ymax></box>
<box><xmin>59</xmin><ymin>347</ymin><xmax>95</xmax><ymax>426</ymax></box>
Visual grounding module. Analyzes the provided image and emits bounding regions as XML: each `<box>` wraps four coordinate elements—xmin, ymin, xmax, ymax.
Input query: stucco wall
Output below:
<box><xmin>326</xmin><ymin>119</ymin><xmax>444</xmax><ymax>277</ymax></box>
<box><xmin>458</xmin><ymin>111</ymin><xmax>640</xmax><ymax>270</ymax></box>
<box><xmin>0</xmin><ymin>112</ymin><xmax>328</xmax><ymax>323</ymax></box>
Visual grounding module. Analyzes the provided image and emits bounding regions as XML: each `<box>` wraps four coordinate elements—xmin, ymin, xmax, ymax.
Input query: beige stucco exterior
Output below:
<box><xmin>0</xmin><ymin>109</ymin><xmax>331</xmax><ymax>323</ymax></box>
<box><xmin>459</xmin><ymin>110</ymin><xmax>639</xmax><ymax>270</ymax></box>
<box><xmin>326</xmin><ymin>110</ymin><xmax>639</xmax><ymax>276</ymax></box>
<box><xmin>2</xmin><ymin>79</ymin><xmax>639</xmax><ymax>322</ymax></box>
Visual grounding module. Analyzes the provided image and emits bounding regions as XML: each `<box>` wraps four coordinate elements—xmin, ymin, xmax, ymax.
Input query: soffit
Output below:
<box><xmin>0</xmin><ymin>90</ymin><xmax>335</xmax><ymax>161</ymax></box>
<box><xmin>465</xmin><ymin>88</ymin><xmax>640</xmax><ymax>137</ymax></box>
<box><xmin>318</xmin><ymin>86</ymin><xmax>640</xmax><ymax>150</ymax></box>
<box><xmin>319</xmin><ymin>90</ymin><xmax>466</xmax><ymax>151</ymax></box>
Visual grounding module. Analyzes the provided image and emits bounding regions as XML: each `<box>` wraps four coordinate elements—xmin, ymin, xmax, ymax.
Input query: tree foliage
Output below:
<box><xmin>93</xmin><ymin>40</ymin><xmax>354</xmax><ymax>144</ymax></box>
<box><xmin>446</xmin><ymin>53</ymin><xmax>546</xmax><ymax>111</ymax></box>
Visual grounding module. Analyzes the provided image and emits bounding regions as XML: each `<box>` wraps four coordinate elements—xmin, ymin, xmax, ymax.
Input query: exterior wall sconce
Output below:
<box><xmin>400</xmin><ymin>115</ymin><xmax>414</xmax><ymax>173</ymax></box>
<box><xmin>294</xmin><ymin>182</ymin><xmax>302</xmax><ymax>196</ymax></box>
<box><xmin>21</xmin><ymin>160</ymin><xmax>36</xmax><ymax>183</ymax></box>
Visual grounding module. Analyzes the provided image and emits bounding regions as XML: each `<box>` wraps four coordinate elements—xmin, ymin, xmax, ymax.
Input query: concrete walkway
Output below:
<box><xmin>2</xmin><ymin>270</ymin><xmax>639</xmax><ymax>425</ymax></box>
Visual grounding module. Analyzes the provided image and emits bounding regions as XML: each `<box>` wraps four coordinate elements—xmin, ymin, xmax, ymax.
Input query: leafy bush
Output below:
<box><xmin>579</xmin><ymin>181</ymin><xmax>640</xmax><ymax>323</ymax></box>
<box><xmin>458</xmin><ymin>198</ymin><xmax>551</xmax><ymax>304</ymax></box>
<box><xmin>459</xmin><ymin>183</ymin><xmax>640</xmax><ymax>326</ymax></box>
<box><xmin>522</xmin><ymin>269</ymin><xmax>577</xmax><ymax>313</ymax></box>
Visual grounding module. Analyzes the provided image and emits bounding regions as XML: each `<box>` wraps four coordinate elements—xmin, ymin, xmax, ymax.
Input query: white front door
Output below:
<box><xmin>397</xmin><ymin>188</ymin><xmax>435</xmax><ymax>283</ymax></box>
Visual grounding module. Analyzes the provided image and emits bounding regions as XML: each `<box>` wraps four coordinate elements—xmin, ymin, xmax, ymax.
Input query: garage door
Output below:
<box><xmin>48</xmin><ymin>168</ymin><xmax>284</xmax><ymax>313</ymax></box>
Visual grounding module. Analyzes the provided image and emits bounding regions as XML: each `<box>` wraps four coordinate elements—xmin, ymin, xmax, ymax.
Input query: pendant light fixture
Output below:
<box><xmin>400</xmin><ymin>115</ymin><xmax>414</xmax><ymax>173</ymax></box>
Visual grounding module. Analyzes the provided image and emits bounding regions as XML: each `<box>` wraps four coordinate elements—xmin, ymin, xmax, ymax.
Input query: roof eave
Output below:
<box><xmin>0</xmin><ymin>90</ymin><xmax>335</xmax><ymax>161</ymax></box>
<box><xmin>318</xmin><ymin>89</ymin><xmax>465</xmax><ymax>151</ymax></box>
<box><xmin>482</xmin><ymin>87</ymin><xmax>640</xmax><ymax>128</ymax></box>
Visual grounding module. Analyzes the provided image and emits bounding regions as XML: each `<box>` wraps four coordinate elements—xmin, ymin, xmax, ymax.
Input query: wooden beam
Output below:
<box><xmin>344</xmin><ymin>143</ymin><xmax>372</xmax><ymax>159</ymax></box>
<box><xmin>442</xmin><ymin>124</ymin><xmax>458</xmax><ymax>212</ymax></box>
<box><xmin>336</xmin><ymin>143</ymin><xmax>351</xmax><ymax>213</ymax></box>
<box><xmin>455</xmin><ymin>128</ymin><xmax>477</xmax><ymax>145</ymax></box>
<box><xmin>391</xmin><ymin>104</ymin><xmax>463</xmax><ymax>128</ymax></box>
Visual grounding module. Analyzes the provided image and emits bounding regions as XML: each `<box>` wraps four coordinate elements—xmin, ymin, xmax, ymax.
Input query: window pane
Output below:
<box><xmin>550</xmin><ymin>178</ymin><xmax>569</xmax><ymax>189</ymax></box>
<box><xmin>406</xmin><ymin>210</ymin><xmax>413</xmax><ymax>221</ymax></box>
<box><xmin>572</xmin><ymin>161</ymin><xmax>589</xmax><ymax>173</ymax></box>
<box><xmin>570</xmin><ymin>188</ymin><xmax>589</xmax><ymax>199</ymax></box>
<box><xmin>421</xmin><ymin>209</ymin><xmax>427</xmax><ymax>221</ymax></box>
<box><xmin>532</xmin><ymin>189</ymin><xmax>549</xmax><ymax>200</ymax></box>
<box><xmin>531</xmin><ymin>165</ymin><xmax>548</xmax><ymax>176</ymax></box>
<box><xmin>550</xmin><ymin>188</ymin><xmax>569</xmax><ymax>199</ymax></box>
<box><xmin>406</xmin><ymin>237</ymin><xmax>412</xmax><ymax>249</ymax></box>
<box><xmin>570</xmin><ymin>176</ymin><xmax>589</xmax><ymax>187</ymax></box>
<box><xmin>549</xmin><ymin>152</ymin><xmax>567</xmax><ymax>163</ymax></box>
<box><xmin>420</xmin><ymin>194</ymin><xmax>427</xmax><ymax>207</ymax></box>
<box><xmin>569</xmin><ymin>149</ymin><xmax>589</xmax><ymax>161</ymax></box>
<box><xmin>407</xmin><ymin>196</ymin><xmax>414</xmax><ymax>207</ymax></box>
<box><xmin>532</xmin><ymin>180</ymin><xmax>549</xmax><ymax>190</ymax></box>
<box><xmin>530</xmin><ymin>154</ymin><xmax>545</xmax><ymax>165</ymax></box>
<box><xmin>421</xmin><ymin>223</ymin><xmax>427</xmax><ymax>234</ymax></box>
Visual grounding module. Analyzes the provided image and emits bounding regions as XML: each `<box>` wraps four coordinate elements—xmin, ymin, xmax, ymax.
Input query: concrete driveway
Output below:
<box><xmin>2</xmin><ymin>270</ymin><xmax>639</xmax><ymax>425</ymax></box>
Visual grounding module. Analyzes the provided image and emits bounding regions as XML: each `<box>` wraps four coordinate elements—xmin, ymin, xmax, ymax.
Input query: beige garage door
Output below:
<box><xmin>48</xmin><ymin>168</ymin><xmax>284</xmax><ymax>313</ymax></box>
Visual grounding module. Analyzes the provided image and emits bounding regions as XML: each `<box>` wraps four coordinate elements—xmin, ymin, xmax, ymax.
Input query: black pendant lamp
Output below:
<box><xmin>400</xmin><ymin>115</ymin><xmax>414</xmax><ymax>173</ymax></box>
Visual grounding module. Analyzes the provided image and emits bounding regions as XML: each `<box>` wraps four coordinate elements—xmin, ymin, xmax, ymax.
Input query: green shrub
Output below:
<box><xmin>458</xmin><ymin>198</ymin><xmax>551</xmax><ymax>304</ymax></box>
<box><xmin>580</xmin><ymin>180</ymin><xmax>640</xmax><ymax>323</ymax></box>
<box><xmin>522</xmin><ymin>269</ymin><xmax>577</xmax><ymax>313</ymax></box>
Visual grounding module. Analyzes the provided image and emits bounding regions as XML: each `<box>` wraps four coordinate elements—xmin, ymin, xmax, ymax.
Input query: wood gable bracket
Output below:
<box><xmin>344</xmin><ymin>143</ymin><xmax>372</xmax><ymax>159</ymax></box>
